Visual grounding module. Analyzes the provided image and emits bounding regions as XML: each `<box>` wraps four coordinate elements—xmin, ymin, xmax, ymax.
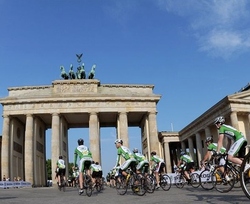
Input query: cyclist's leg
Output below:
<box><xmin>61</xmin><ymin>169</ymin><xmax>66</xmax><ymax>185</ymax></box>
<box><xmin>92</xmin><ymin>171</ymin><xmax>97</xmax><ymax>186</ymax></box>
<box><xmin>58</xmin><ymin>169</ymin><xmax>62</xmax><ymax>185</ymax></box>
<box><xmin>228</xmin><ymin>138</ymin><xmax>247</xmax><ymax>166</ymax></box>
<box><xmin>154</xmin><ymin>163</ymin><xmax>161</xmax><ymax>187</ymax></box>
<box><xmin>84</xmin><ymin>159</ymin><xmax>93</xmax><ymax>181</ymax></box>
<box><xmin>79</xmin><ymin>158</ymin><xmax>84</xmax><ymax>190</ymax></box>
<box><xmin>120</xmin><ymin>160</ymin><xmax>131</xmax><ymax>178</ymax></box>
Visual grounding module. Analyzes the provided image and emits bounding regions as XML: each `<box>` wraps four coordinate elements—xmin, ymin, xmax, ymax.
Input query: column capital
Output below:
<box><xmin>2</xmin><ymin>114</ymin><xmax>9</xmax><ymax>118</ymax></box>
<box><xmin>89</xmin><ymin>112</ymin><xmax>98</xmax><ymax>116</ymax></box>
<box><xmin>26</xmin><ymin>114</ymin><xmax>33</xmax><ymax>117</ymax></box>
<box><xmin>119</xmin><ymin>112</ymin><xmax>127</xmax><ymax>116</ymax></box>
<box><xmin>52</xmin><ymin>113</ymin><xmax>60</xmax><ymax>116</ymax></box>
<box><xmin>147</xmin><ymin>111</ymin><xmax>158</xmax><ymax>116</ymax></box>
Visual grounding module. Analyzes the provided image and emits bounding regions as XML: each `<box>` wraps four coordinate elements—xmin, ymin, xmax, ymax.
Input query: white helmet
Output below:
<box><xmin>133</xmin><ymin>148</ymin><xmax>138</xmax><ymax>153</ymax></box>
<box><xmin>180</xmin><ymin>151</ymin><xmax>186</xmax><ymax>156</ymax></box>
<box><xmin>114</xmin><ymin>139</ymin><xmax>123</xmax><ymax>145</ymax></box>
<box><xmin>214</xmin><ymin>116</ymin><xmax>225</xmax><ymax>124</ymax></box>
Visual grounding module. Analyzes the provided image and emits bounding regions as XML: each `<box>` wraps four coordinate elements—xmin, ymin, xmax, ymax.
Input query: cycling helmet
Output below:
<box><xmin>151</xmin><ymin>151</ymin><xmax>156</xmax><ymax>155</ymax></box>
<box><xmin>205</xmin><ymin>136</ymin><xmax>213</xmax><ymax>143</ymax></box>
<box><xmin>133</xmin><ymin>148</ymin><xmax>138</xmax><ymax>153</ymax></box>
<box><xmin>78</xmin><ymin>138</ymin><xmax>84</xmax><ymax>145</ymax></box>
<box><xmin>114</xmin><ymin>139</ymin><xmax>123</xmax><ymax>145</ymax></box>
<box><xmin>59</xmin><ymin>156</ymin><xmax>63</xmax><ymax>159</ymax></box>
<box><xmin>214</xmin><ymin>116</ymin><xmax>225</xmax><ymax>124</ymax></box>
<box><xmin>180</xmin><ymin>151</ymin><xmax>186</xmax><ymax>156</ymax></box>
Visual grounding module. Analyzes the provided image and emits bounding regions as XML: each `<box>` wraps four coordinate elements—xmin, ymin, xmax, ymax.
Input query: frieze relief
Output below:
<box><xmin>55</xmin><ymin>84</ymin><xmax>95</xmax><ymax>94</ymax></box>
<box><xmin>4</xmin><ymin>101</ymin><xmax>155</xmax><ymax>112</ymax></box>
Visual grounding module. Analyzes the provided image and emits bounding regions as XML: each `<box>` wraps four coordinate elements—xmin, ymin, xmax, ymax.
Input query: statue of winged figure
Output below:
<box><xmin>76</xmin><ymin>63</ymin><xmax>86</xmax><ymax>79</ymax></box>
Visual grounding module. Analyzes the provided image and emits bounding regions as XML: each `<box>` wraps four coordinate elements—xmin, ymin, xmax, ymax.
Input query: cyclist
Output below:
<box><xmin>150</xmin><ymin>151</ymin><xmax>166</xmax><ymax>189</ymax></box>
<box><xmin>177</xmin><ymin>151</ymin><xmax>194</xmax><ymax>184</ymax></box>
<box><xmin>114</xmin><ymin>139</ymin><xmax>137</xmax><ymax>180</ymax></box>
<box><xmin>90</xmin><ymin>161</ymin><xmax>103</xmax><ymax>187</ymax></box>
<box><xmin>200</xmin><ymin>136</ymin><xmax>226</xmax><ymax>167</ymax></box>
<box><xmin>73</xmin><ymin>138</ymin><xmax>93</xmax><ymax>195</ymax></box>
<box><xmin>55</xmin><ymin>156</ymin><xmax>66</xmax><ymax>186</ymax></box>
<box><xmin>214</xmin><ymin>116</ymin><xmax>250</xmax><ymax>172</ymax></box>
<box><xmin>71</xmin><ymin>166</ymin><xmax>79</xmax><ymax>187</ymax></box>
<box><xmin>132</xmin><ymin>148</ymin><xmax>149</xmax><ymax>175</ymax></box>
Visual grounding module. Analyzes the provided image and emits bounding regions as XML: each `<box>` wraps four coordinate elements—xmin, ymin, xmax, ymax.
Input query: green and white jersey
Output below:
<box><xmin>56</xmin><ymin>159</ymin><xmax>66</xmax><ymax>169</ymax></box>
<box><xmin>91</xmin><ymin>164</ymin><xmax>102</xmax><ymax>172</ymax></box>
<box><xmin>180</xmin><ymin>154</ymin><xmax>193</xmax><ymax>163</ymax></box>
<box><xmin>74</xmin><ymin>145</ymin><xmax>92</xmax><ymax>166</ymax></box>
<box><xmin>133</xmin><ymin>152</ymin><xmax>147</xmax><ymax>163</ymax></box>
<box><xmin>72</xmin><ymin>170</ymin><xmax>79</xmax><ymax>178</ymax></box>
<box><xmin>207</xmin><ymin>143</ymin><xmax>226</xmax><ymax>153</ymax></box>
<box><xmin>219</xmin><ymin>124</ymin><xmax>244</xmax><ymax>141</ymax></box>
<box><xmin>150</xmin><ymin>155</ymin><xmax>164</xmax><ymax>164</ymax></box>
<box><xmin>117</xmin><ymin>146</ymin><xmax>134</xmax><ymax>160</ymax></box>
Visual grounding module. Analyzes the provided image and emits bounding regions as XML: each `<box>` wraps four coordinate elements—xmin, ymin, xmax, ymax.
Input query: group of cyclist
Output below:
<box><xmin>113</xmin><ymin>138</ymin><xmax>166</xmax><ymax>189</ymax></box>
<box><xmin>55</xmin><ymin>115</ymin><xmax>249</xmax><ymax>195</ymax></box>
<box><xmin>55</xmin><ymin>138</ymin><xmax>103</xmax><ymax>195</ymax></box>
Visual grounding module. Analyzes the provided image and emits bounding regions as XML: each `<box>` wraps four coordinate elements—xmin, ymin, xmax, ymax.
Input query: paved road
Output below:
<box><xmin>0</xmin><ymin>185</ymin><xmax>249</xmax><ymax>204</ymax></box>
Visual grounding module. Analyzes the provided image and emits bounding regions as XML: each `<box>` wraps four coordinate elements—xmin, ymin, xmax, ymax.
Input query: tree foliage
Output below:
<box><xmin>46</xmin><ymin>159</ymin><xmax>52</xmax><ymax>180</ymax></box>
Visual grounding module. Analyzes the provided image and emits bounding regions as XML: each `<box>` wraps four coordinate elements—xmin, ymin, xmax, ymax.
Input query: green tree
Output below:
<box><xmin>46</xmin><ymin>159</ymin><xmax>52</xmax><ymax>180</ymax></box>
<box><xmin>68</xmin><ymin>162</ymin><xmax>74</xmax><ymax>176</ymax></box>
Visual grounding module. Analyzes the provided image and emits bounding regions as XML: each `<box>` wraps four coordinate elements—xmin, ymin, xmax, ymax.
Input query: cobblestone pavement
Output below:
<box><xmin>0</xmin><ymin>185</ymin><xmax>249</xmax><ymax>204</ymax></box>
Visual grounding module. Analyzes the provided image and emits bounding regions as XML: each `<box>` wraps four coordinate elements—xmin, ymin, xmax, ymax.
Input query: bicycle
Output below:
<box><xmin>240</xmin><ymin>145</ymin><xmax>250</xmax><ymax>199</ymax></box>
<box><xmin>93</xmin><ymin>176</ymin><xmax>103</xmax><ymax>193</ymax></box>
<box><xmin>199</xmin><ymin>160</ymin><xmax>217</xmax><ymax>190</ymax></box>
<box><xmin>146</xmin><ymin>170</ymin><xmax>171</xmax><ymax>193</ymax></box>
<box><xmin>211</xmin><ymin>153</ymin><xmax>236</xmax><ymax>193</ymax></box>
<box><xmin>116</xmin><ymin>164</ymin><xmax>147</xmax><ymax>196</ymax></box>
<box><xmin>57</xmin><ymin>172</ymin><xmax>66</xmax><ymax>192</ymax></box>
<box><xmin>174</xmin><ymin>167</ymin><xmax>200</xmax><ymax>188</ymax></box>
<box><xmin>77</xmin><ymin>163</ymin><xmax>93</xmax><ymax>197</ymax></box>
<box><xmin>82</xmin><ymin>170</ymin><xmax>93</xmax><ymax>197</ymax></box>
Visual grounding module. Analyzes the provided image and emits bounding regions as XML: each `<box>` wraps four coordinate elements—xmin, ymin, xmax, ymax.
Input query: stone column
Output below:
<box><xmin>51</xmin><ymin>113</ymin><xmax>60</xmax><ymax>184</ymax></box>
<box><xmin>24</xmin><ymin>114</ymin><xmax>34</xmax><ymax>184</ymax></box>
<box><xmin>163</xmin><ymin>138</ymin><xmax>171</xmax><ymax>173</ymax></box>
<box><xmin>89</xmin><ymin>112</ymin><xmax>100</xmax><ymax>163</ymax></box>
<box><xmin>181</xmin><ymin>141</ymin><xmax>186</xmax><ymax>151</ymax></box>
<box><xmin>188</xmin><ymin>137</ymin><xmax>195</xmax><ymax>162</ymax></box>
<box><xmin>205</xmin><ymin>127</ymin><xmax>211</xmax><ymax>138</ymax></box>
<box><xmin>118</xmin><ymin>112</ymin><xmax>129</xmax><ymax>147</ymax></box>
<box><xmin>148</xmin><ymin>112</ymin><xmax>159</xmax><ymax>154</ymax></box>
<box><xmin>1</xmin><ymin>115</ymin><xmax>10</xmax><ymax>178</ymax></box>
<box><xmin>195</xmin><ymin>133</ymin><xmax>203</xmax><ymax>164</ymax></box>
<box><xmin>230</xmin><ymin>112</ymin><xmax>239</xmax><ymax>130</ymax></box>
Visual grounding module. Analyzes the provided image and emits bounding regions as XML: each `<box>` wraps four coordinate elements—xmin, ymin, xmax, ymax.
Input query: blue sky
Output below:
<box><xmin>1</xmin><ymin>0</ymin><xmax>250</xmax><ymax>176</ymax></box>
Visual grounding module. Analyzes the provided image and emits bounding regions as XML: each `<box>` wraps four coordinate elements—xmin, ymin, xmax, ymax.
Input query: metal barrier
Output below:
<box><xmin>0</xmin><ymin>181</ymin><xmax>32</xmax><ymax>189</ymax></box>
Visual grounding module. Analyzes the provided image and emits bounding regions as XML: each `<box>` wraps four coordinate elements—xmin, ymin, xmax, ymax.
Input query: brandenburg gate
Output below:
<box><xmin>0</xmin><ymin>79</ymin><xmax>161</xmax><ymax>186</ymax></box>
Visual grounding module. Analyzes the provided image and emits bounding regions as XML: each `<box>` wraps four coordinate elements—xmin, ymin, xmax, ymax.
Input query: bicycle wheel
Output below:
<box><xmin>199</xmin><ymin>169</ymin><xmax>214</xmax><ymax>190</ymax></box>
<box><xmin>232</xmin><ymin>165</ymin><xmax>241</xmax><ymax>188</ymax></box>
<box><xmin>175</xmin><ymin>173</ymin><xmax>185</xmax><ymax>188</ymax></box>
<box><xmin>160</xmin><ymin>174</ymin><xmax>171</xmax><ymax>191</ymax></box>
<box><xmin>95</xmin><ymin>181</ymin><xmax>102</xmax><ymax>192</ymax></box>
<box><xmin>132</xmin><ymin>176</ymin><xmax>147</xmax><ymax>196</ymax></box>
<box><xmin>145</xmin><ymin>175</ymin><xmax>155</xmax><ymax>193</ymax></box>
<box><xmin>85</xmin><ymin>175</ymin><xmax>93</xmax><ymax>197</ymax></box>
<box><xmin>212</xmin><ymin>166</ymin><xmax>235</xmax><ymax>193</ymax></box>
<box><xmin>61</xmin><ymin>177</ymin><xmax>66</xmax><ymax>192</ymax></box>
<box><xmin>240</xmin><ymin>151</ymin><xmax>250</xmax><ymax>199</ymax></box>
<box><xmin>190</xmin><ymin>173</ymin><xmax>200</xmax><ymax>188</ymax></box>
<box><xmin>116</xmin><ymin>176</ymin><xmax>128</xmax><ymax>195</ymax></box>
